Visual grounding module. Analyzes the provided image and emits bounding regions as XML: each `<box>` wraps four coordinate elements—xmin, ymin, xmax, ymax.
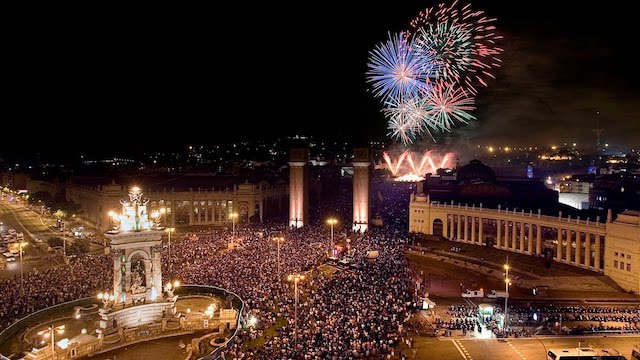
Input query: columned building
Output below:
<box><xmin>409</xmin><ymin>193</ymin><xmax>640</xmax><ymax>291</ymax></box>
<box><xmin>60</xmin><ymin>176</ymin><xmax>288</xmax><ymax>232</ymax></box>
<box><xmin>352</xmin><ymin>148</ymin><xmax>371</xmax><ymax>232</ymax></box>
<box><xmin>289</xmin><ymin>148</ymin><xmax>309</xmax><ymax>228</ymax></box>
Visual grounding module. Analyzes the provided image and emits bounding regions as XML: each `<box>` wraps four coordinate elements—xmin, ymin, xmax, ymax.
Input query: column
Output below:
<box><xmin>519</xmin><ymin>223</ymin><xmax>526</xmax><ymax>253</ymax></box>
<box><xmin>527</xmin><ymin>224</ymin><xmax>533</xmax><ymax>254</ymax></box>
<box><xmin>536</xmin><ymin>225</ymin><xmax>542</xmax><ymax>255</ymax></box>
<box><xmin>289</xmin><ymin>148</ymin><xmax>309</xmax><ymax>228</ymax></box>
<box><xmin>504</xmin><ymin>220</ymin><xmax>509</xmax><ymax>249</ymax></box>
<box><xmin>511</xmin><ymin>222</ymin><xmax>517</xmax><ymax>251</ymax></box>
<box><xmin>595</xmin><ymin>236</ymin><xmax>602</xmax><ymax>272</ymax></box>
<box><xmin>575</xmin><ymin>233</ymin><xmax>582</xmax><ymax>266</ymax></box>
<box><xmin>204</xmin><ymin>202</ymin><xmax>209</xmax><ymax>223</ymax></box>
<box><xmin>259</xmin><ymin>200</ymin><xmax>264</xmax><ymax>223</ymax></box>
<box><xmin>471</xmin><ymin>217</ymin><xmax>476</xmax><ymax>243</ymax></box>
<box><xmin>447</xmin><ymin>215</ymin><xmax>452</xmax><ymax>238</ymax></box>
<box><xmin>144</xmin><ymin>259</ymin><xmax>152</xmax><ymax>293</ymax></box>
<box><xmin>124</xmin><ymin>262</ymin><xmax>132</xmax><ymax>292</ymax></box>
<box><xmin>556</xmin><ymin>229</ymin><xmax>562</xmax><ymax>261</ymax></box>
<box><xmin>585</xmin><ymin>234</ymin><xmax>592</xmax><ymax>269</ymax></box>
<box><xmin>496</xmin><ymin>220</ymin><xmax>502</xmax><ymax>248</ymax></box>
<box><xmin>113</xmin><ymin>251</ymin><xmax>122</xmax><ymax>300</ymax></box>
<box><xmin>457</xmin><ymin>215</ymin><xmax>462</xmax><ymax>242</ymax></box>
<box><xmin>566</xmin><ymin>231</ymin><xmax>573</xmax><ymax>263</ymax></box>
<box><xmin>352</xmin><ymin>148</ymin><xmax>371</xmax><ymax>232</ymax></box>
<box><xmin>152</xmin><ymin>246</ymin><xmax>162</xmax><ymax>295</ymax></box>
<box><xmin>478</xmin><ymin>218</ymin><xmax>484</xmax><ymax>245</ymax></box>
<box><xmin>189</xmin><ymin>201</ymin><xmax>194</xmax><ymax>225</ymax></box>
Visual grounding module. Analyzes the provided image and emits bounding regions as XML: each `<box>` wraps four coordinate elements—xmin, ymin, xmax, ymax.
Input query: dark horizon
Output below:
<box><xmin>3</xmin><ymin>1</ymin><xmax>638</xmax><ymax>159</ymax></box>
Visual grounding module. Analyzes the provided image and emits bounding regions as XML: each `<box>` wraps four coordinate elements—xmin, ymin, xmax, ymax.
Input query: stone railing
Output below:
<box><xmin>0</xmin><ymin>297</ymin><xmax>98</xmax><ymax>357</ymax></box>
<box><xmin>0</xmin><ymin>285</ymin><xmax>243</xmax><ymax>360</ymax></box>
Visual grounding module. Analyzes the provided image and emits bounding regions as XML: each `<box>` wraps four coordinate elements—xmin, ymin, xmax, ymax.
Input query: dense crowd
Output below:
<box><xmin>0</xmin><ymin>255</ymin><xmax>112</xmax><ymax>330</ymax></box>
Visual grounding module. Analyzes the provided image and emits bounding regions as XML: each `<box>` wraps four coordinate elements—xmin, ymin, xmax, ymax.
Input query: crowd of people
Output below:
<box><xmin>0</xmin><ymin>255</ymin><xmax>112</xmax><ymax>330</ymax></box>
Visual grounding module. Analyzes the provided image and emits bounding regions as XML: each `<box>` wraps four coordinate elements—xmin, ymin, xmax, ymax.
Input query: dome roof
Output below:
<box><xmin>457</xmin><ymin>160</ymin><xmax>495</xmax><ymax>183</ymax></box>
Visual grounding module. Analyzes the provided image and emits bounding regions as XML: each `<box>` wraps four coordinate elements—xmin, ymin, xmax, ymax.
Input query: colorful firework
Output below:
<box><xmin>410</xmin><ymin>1</ymin><xmax>503</xmax><ymax>93</ymax></box>
<box><xmin>366</xmin><ymin>32</ymin><xmax>436</xmax><ymax>102</ymax></box>
<box><xmin>383</xmin><ymin>95</ymin><xmax>436</xmax><ymax>144</ymax></box>
<box><xmin>424</xmin><ymin>81</ymin><xmax>476</xmax><ymax>131</ymax></box>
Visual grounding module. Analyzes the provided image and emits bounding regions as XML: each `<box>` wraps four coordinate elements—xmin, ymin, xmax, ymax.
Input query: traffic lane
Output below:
<box><xmin>454</xmin><ymin>339</ymin><xmax>538</xmax><ymax>360</ymax></box>
<box><xmin>0</xmin><ymin>201</ymin><xmax>50</xmax><ymax>233</ymax></box>
<box><xmin>411</xmin><ymin>336</ymin><xmax>465</xmax><ymax>359</ymax></box>
<box><xmin>460</xmin><ymin>336</ymin><xmax>640</xmax><ymax>360</ymax></box>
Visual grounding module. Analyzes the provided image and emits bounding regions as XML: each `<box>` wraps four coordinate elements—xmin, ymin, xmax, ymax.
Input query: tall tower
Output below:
<box><xmin>289</xmin><ymin>148</ymin><xmax>309</xmax><ymax>228</ymax></box>
<box><xmin>105</xmin><ymin>187</ymin><xmax>164</xmax><ymax>304</ymax></box>
<box><xmin>352</xmin><ymin>148</ymin><xmax>371</xmax><ymax>232</ymax></box>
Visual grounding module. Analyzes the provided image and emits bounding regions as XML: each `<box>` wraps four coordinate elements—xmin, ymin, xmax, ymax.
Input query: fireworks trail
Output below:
<box><xmin>383</xmin><ymin>96</ymin><xmax>436</xmax><ymax>144</ymax></box>
<box><xmin>383</xmin><ymin>150</ymin><xmax>409</xmax><ymax>176</ymax></box>
<box><xmin>367</xmin><ymin>32</ymin><xmax>436</xmax><ymax>102</ymax></box>
<box><xmin>424</xmin><ymin>81</ymin><xmax>476</xmax><ymax>131</ymax></box>
<box><xmin>410</xmin><ymin>1</ymin><xmax>503</xmax><ymax>93</ymax></box>
<box><xmin>367</xmin><ymin>1</ymin><xmax>502</xmax><ymax>144</ymax></box>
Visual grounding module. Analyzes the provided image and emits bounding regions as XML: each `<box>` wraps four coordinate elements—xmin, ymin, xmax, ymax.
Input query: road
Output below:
<box><xmin>447</xmin><ymin>335</ymin><xmax>640</xmax><ymax>360</ymax></box>
<box><xmin>0</xmin><ymin>199</ymin><xmax>67</xmax><ymax>279</ymax></box>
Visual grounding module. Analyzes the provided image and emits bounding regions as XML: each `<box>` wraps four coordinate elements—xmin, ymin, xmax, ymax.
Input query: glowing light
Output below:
<box><xmin>395</xmin><ymin>174</ymin><xmax>426</xmax><ymax>182</ymax></box>
<box><xmin>424</xmin><ymin>81</ymin><xmax>476</xmax><ymax>131</ymax></box>
<box><xmin>248</xmin><ymin>315</ymin><xmax>258</xmax><ymax>327</ymax></box>
<box><xmin>410</xmin><ymin>1</ymin><xmax>503</xmax><ymax>93</ymax></box>
<box><xmin>367</xmin><ymin>32</ymin><xmax>436</xmax><ymax>102</ymax></box>
<box><xmin>57</xmin><ymin>338</ymin><xmax>69</xmax><ymax>349</ymax></box>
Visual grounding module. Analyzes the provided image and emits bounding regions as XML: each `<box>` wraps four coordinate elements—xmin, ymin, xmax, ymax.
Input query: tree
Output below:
<box><xmin>68</xmin><ymin>238</ymin><xmax>90</xmax><ymax>256</ymax></box>
<box><xmin>47</xmin><ymin>237</ymin><xmax>64</xmax><ymax>248</ymax></box>
<box><xmin>28</xmin><ymin>191</ymin><xmax>53</xmax><ymax>205</ymax></box>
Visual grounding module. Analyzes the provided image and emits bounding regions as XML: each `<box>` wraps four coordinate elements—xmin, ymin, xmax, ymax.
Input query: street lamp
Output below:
<box><xmin>18</xmin><ymin>241</ymin><xmax>27</xmax><ymax>291</ymax></box>
<box><xmin>166</xmin><ymin>227</ymin><xmax>175</xmax><ymax>272</ymax></box>
<box><xmin>272</xmin><ymin>235</ymin><xmax>285</xmax><ymax>282</ymax></box>
<box><xmin>37</xmin><ymin>324</ymin><xmax>65</xmax><ymax>360</ymax></box>
<box><xmin>503</xmin><ymin>258</ymin><xmax>510</xmax><ymax>332</ymax></box>
<box><xmin>230</xmin><ymin>213</ymin><xmax>239</xmax><ymax>244</ymax></box>
<box><xmin>164</xmin><ymin>280</ymin><xmax>181</xmax><ymax>298</ymax></box>
<box><xmin>287</xmin><ymin>273</ymin><xmax>305</xmax><ymax>350</ymax></box>
<box><xmin>97</xmin><ymin>291</ymin><xmax>116</xmax><ymax>308</ymax></box>
<box><xmin>326</xmin><ymin>218</ymin><xmax>337</xmax><ymax>249</ymax></box>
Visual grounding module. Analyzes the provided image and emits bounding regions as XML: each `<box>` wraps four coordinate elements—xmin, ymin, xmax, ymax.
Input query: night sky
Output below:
<box><xmin>3</xmin><ymin>1</ymin><xmax>638</xmax><ymax>159</ymax></box>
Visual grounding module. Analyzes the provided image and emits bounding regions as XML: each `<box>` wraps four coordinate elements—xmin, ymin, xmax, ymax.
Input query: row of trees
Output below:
<box><xmin>28</xmin><ymin>190</ymin><xmax>81</xmax><ymax>218</ymax></box>
<box><xmin>46</xmin><ymin>236</ymin><xmax>90</xmax><ymax>256</ymax></box>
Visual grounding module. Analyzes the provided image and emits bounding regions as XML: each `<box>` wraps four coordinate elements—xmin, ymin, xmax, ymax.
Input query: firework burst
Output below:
<box><xmin>424</xmin><ymin>81</ymin><xmax>476</xmax><ymax>131</ymax></box>
<box><xmin>410</xmin><ymin>1</ymin><xmax>503</xmax><ymax>93</ymax></box>
<box><xmin>383</xmin><ymin>96</ymin><xmax>436</xmax><ymax>144</ymax></box>
<box><xmin>367</xmin><ymin>32</ymin><xmax>436</xmax><ymax>102</ymax></box>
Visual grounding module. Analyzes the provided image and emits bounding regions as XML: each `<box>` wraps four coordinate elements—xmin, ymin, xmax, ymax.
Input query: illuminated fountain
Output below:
<box><xmin>383</xmin><ymin>150</ymin><xmax>454</xmax><ymax>182</ymax></box>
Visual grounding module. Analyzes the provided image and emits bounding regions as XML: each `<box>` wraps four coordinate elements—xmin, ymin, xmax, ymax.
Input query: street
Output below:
<box><xmin>0</xmin><ymin>198</ymin><xmax>103</xmax><ymax>279</ymax></box>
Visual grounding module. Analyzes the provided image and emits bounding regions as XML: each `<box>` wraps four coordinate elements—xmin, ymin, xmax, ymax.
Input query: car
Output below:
<box><xmin>5</xmin><ymin>257</ymin><xmax>16</xmax><ymax>262</ymax></box>
<box><xmin>461</xmin><ymin>289</ymin><xmax>485</xmax><ymax>298</ymax></box>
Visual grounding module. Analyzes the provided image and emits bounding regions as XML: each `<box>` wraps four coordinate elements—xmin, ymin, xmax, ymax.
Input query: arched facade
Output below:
<box><xmin>409</xmin><ymin>194</ymin><xmax>640</xmax><ymax>293</ymax></box>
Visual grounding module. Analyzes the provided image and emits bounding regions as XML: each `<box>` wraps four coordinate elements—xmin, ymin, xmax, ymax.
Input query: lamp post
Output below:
<box><xmin>37</xmin><ymin>324</ymin><xmax>65</xmax><ymax>360</ymax></box>
<box><xmin>18</xmin><ymin>241</ymin><xmax>27</xmax><ymax>291</ymax></box>
<box><xmin>97</xmin><ymin>291</ymin><xmax>116</xmax><ymax>308</ymax></box>
<box><xmin>504</xmin><ymin>257</ymin><xmax>510</xmax><ymax>332</ymax></box>
<box><xmin>164</xmin><ymin>280</ymin><xmax>181</xmax><ymax>298</ymax></box>
<box><xmin>326</xmin><ymin>218</ymin><xmax>337</xmax><ymax>250</ymax></box>
<box><xmin>287</xmin><ymin>273</ymin><xmax>305</xmax><ymax>350</ymax></box>
<box><xmin>272</xmin><ymin>235</ymin><xmax>285</xmax><ymax>282</ymax></box>
<box><xmin>160</xmin><ymin>207</ymin><xmax>167</xmax><ymax>227</ymax></box>
<box><xmin>230</xmin><ymin>213</ymin><xmax>239</xmax><ymax>245</ymax></box>
<box><xmin>166</xmin><ymin>227</ymin><xmax>175</xmax><ymax>272</ymax></box>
